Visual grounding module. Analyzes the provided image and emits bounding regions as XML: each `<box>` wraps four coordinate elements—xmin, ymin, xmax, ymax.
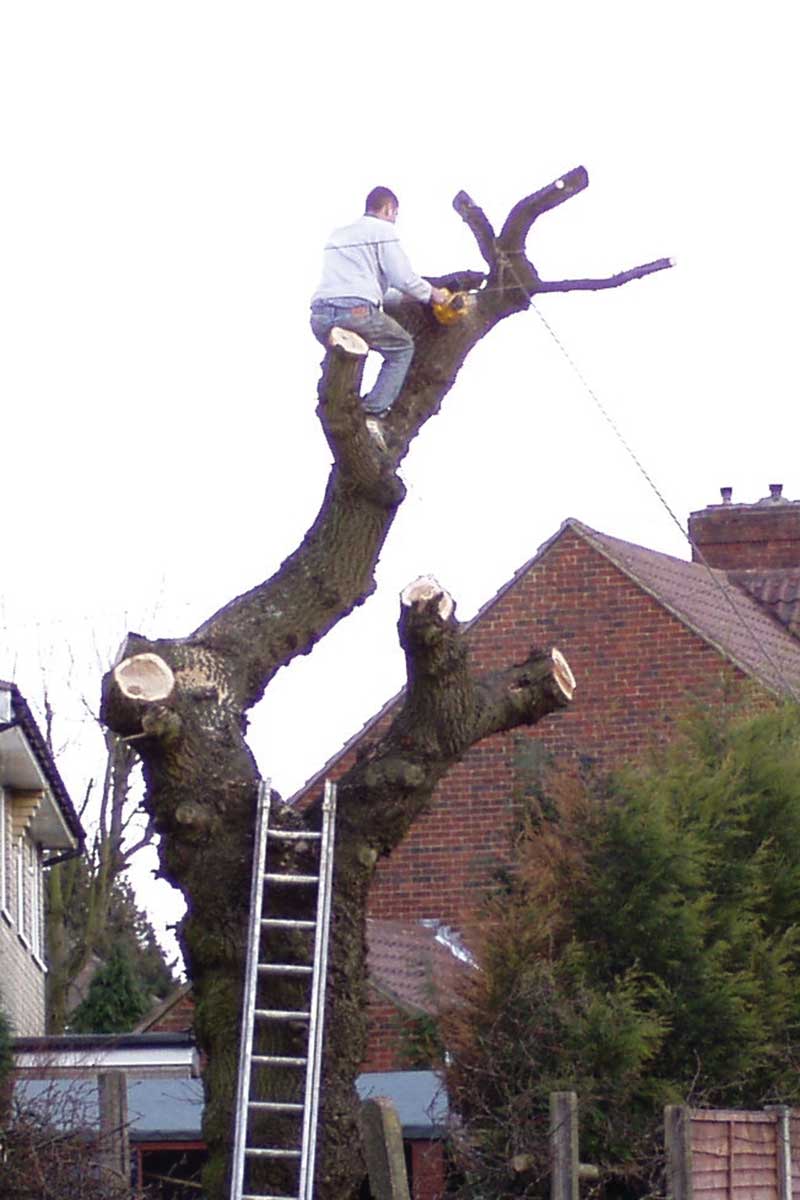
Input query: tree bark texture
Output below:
<box><xmin>100</xmin><ymin>170</ymin><xmax>666</xmax><ymax>1200</ymax></box>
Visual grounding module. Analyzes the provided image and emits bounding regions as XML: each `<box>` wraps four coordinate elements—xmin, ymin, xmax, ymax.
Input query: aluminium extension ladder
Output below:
<box><xmin>231</xmin><ymin>778</ymin><xmax>337</xmax><ymax>1200</ymax></box>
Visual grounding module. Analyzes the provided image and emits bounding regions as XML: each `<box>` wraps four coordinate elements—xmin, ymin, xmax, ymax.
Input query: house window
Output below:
<box><xmin>15</xmin><ymin>835</ymin><xmax>41</xmax><ymax>951</ymax></box>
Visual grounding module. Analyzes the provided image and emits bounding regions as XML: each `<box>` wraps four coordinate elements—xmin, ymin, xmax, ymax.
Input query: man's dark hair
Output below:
<box><xmin>365</xmin><ymin>186</ymin><xmax>398</xmax><ymax>214</ymax></box>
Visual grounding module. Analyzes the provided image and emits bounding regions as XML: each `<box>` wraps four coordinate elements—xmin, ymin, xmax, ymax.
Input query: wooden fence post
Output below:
<box><xmin>765</xmin><ymin>1106</ymin><xmax>792</xmax><ymax>1200</ymax></box>
<box><xmin>665</xmin><ymin>1105</ymin><xmax>693</xmax><ymax>1200</ymax></box>
<box><xmin>550</xmin><ymin>1091</ymin><xmax>579</xmax><ymax>1200</ymax></box>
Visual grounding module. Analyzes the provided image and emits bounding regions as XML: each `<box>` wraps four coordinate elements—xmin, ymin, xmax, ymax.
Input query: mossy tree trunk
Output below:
<box><xmin>100</xmin><ymin>170</ymin><xmax>669</xmax><ymax>1199</ymax></box>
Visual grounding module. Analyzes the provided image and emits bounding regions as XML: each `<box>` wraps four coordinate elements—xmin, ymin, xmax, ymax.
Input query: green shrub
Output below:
<box><xmin>446</xmin><ymin>703</ymin><xmax>800</xmax><ymax>1197</ymax></box>
<box><xmin>69</xmin><ymin>942</ymin><xmax>148</xmax><ymax>1033</ymax></box>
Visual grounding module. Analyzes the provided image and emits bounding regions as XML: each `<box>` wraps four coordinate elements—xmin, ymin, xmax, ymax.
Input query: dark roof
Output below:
<box><xmin>17</xmin><ymin>1064</ymin><xmax>445</xmax><ymax>1141</ymax></box>
<box><xmin>13</xmin><ymin>1031</ymin><xmax>194</xmax><ymax>1053</ymax></box>
<box><xmin>127</xmin><ymin>1077</ymin><xmax>203</xmax><ymax>1141</ymax></box>
<box><xmin>728</xmin><ymin>569</ymin><xmax>800</xmax><ymax>639</ymax></box>
<box><xmin>14</xmin><ymin>1076</ymin><xmax>204</xmax><ymax>1143</ymax></box>
<box><xmin>367</xmin><ymin>918</ymin><xmax>472</xmax><ymax>1016</ymax></box>
<box><xmin>0</xmin><ymin>679</ymin><xmax>85</xmax><ymax>845</ymax></box>
<box><xmin>357</xmin><ymin>1069</ymin><xmax>448</xmax><ymax>1139</ymax></box>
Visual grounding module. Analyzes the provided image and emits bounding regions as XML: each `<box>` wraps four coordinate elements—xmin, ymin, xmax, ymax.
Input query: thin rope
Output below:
<box><xmin>523</xmin><ymin>295</ymin><xmax>800</xmax><ymax>701</ymax></box>
<box><xmin>530</xmin><ymin>300</ymin><xmax>687</xmax><ymax>535</ymax></box>
<box><xmin>313</xmin><ymin>249</ymin><xmax>800</xmax><ymax>698</ymax></box>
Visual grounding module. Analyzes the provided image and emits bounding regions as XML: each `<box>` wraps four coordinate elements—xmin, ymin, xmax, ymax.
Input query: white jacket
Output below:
<box><xmin>311</xmin><ymin>214</ymin><xmax>432</xmax><ymax>307</ymax></box>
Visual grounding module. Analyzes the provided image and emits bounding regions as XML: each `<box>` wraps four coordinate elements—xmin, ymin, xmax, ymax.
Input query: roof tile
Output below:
<box><xmin>572</xmin><ymin>522</ymin><xmax>800</xmax><ymax>698</ymax></box>
<box><xmin>367</xmin><ymin>918</ymin><xmax>471</xmax><ymax>1015</ymax></box>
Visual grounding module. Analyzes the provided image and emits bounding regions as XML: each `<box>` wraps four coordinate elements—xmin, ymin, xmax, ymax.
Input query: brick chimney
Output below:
<box><xmin>688</xmin><ymin>485</ymin><xmax>800</xmax><ymax>569</ymax></box>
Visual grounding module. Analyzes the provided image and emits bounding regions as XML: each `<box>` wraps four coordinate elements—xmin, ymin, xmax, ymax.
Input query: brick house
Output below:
<box><xmin>290</xmin><ymin>483</ymin><xmax>800</xmax><ymax>1198</ymax></box>
<box><xmin>32</xmin><ymin>484</ymin><xmax>799</xmax><ymax>1199</ymax></box>
<box><xmin>0</xmin><ymin>681</ymin><xmax>83</xmax><ymax>1036</ymax></box>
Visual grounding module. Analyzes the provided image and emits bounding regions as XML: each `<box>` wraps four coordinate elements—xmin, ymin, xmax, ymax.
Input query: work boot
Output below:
<box><xmin>365</xmin><ymin>415</ymin><xmax>389</xmax><ymax>452</ymax></box>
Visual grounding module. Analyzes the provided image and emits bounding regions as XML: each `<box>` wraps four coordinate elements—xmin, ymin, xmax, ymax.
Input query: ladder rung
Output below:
<box><xmin>255</xmin><ymin>1008</ymin><xmax>310</xmax><ymax>1021</ymax></box>
<box><xmin>248</xmin><ymin>1100</ymin><xmax>304</xmax><ymax>1113</ymax></box>
<box><xmin>258</xmin><ymin>963</ymin><xmax>312</xmax><ymax>975</ymax></box>
<box><xmin>246</xmin><ymin>1147</ymin><xmax>301</xmax><ymax>1159</ymax></box>
<box><xmin>267</xmin><ymin>829</ymin><xmax>321</xmax><ymax>840</ymax></box>
<box><xmin>242</xmin><ymin>1194</ymin><xmax>299</xmax><ymax>1200</ymax></box>
<box><xmin>243</xmin><ymin>1195</ymin><xmax>299</xmax><ymax>1200</ymax></box>
<box><xmin>261</xmin><ymin>918</ymin><xmax>315</xmax><ymax>929</ymax></box>
<box><xmin>253</xmin><ymin>1055</ymin><xmax>307</xmax><ymax>1067</ymax></box>
<box><xmin>265</xmin><ymin>872</ymin><xmax>319</xmax><ymax>885</ymax></box>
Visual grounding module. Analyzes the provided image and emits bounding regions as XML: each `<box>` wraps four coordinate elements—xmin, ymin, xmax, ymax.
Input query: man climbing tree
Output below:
<box><xmin>100</xmin><ymin>167</ymin><xmax>671</xmax><ymax>1200</ymax></box>
<box><xmin>310</xmin><ymin>186</ymin><xmax>449</xmax><ymax>450</ymax></box>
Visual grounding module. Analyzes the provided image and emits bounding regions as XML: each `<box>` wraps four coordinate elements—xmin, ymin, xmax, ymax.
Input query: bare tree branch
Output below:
<box><xmin>499</xmin><ymin>165</ymin><xmax>590</xmax><ymax>254</ymax></box>
<box><xmin>453</xmin><ymin>190</ymin><xmax>497</xmax><ymax>268</ymax></box>
<box><xmin>536</xmin><ymin>256</ymin><xmax>675</xmax><ymax>293</ymax></box>
<box><xmin>77</xmin><ymin>778</ymin><xmax>95</xmax><ymax>823</ymax></box>
<box><xmin>120</xmin><ymin>815</ymin><xmax>156</xmax><ymax>864</ymax></box>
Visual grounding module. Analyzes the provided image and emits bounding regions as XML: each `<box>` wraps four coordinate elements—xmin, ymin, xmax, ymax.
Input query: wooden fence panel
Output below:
<box><xmin>667</xmin><ymin>1108</ymin><xmax>793</xmax><ymax>1200</ymax></box>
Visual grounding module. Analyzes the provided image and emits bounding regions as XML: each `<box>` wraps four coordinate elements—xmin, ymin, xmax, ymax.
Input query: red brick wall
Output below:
<box><xmin>689</xmin><ymin>503</ymin><xmax>800</xmax><ymax>569</ymax></box>
<box><xmin>297</xmin><ymin>527</ymin><xmax>755</xmax><ymax>1076</ymax></box>
<box><xmin>366</xmin><ymin>527</ymin><xmax>746</xmax><ymax>925</ymax></box>
<box><xmin>367</xmin><ymin>743</ymin><xmax>516</xmax><ymax>923</ymax></box>
<box><xmin>146</xmin><ymin>993</ymin><xmax>195</xmax><ymax>1034</ymax></box>
<box><xmin>410</xmin><ymin>1140</ymin><xmax>446</xmax><ymax>1200</ymax></box>
<box><xmin>362</xmin><ymin>992</ymin><xmax>407</xmax><ymax>1072</ymax></box>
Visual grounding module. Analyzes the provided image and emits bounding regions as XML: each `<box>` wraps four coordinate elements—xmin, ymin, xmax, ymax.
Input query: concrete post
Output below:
<box><xmin>359</xmin><ymin>1096</ymin><xmax>412</xmax><ymax>1200</ymax></box>
<box><xmin>97</xmin><ymin>1070</ymin><xmax>129</xmax><ymax>1180</ymax></box>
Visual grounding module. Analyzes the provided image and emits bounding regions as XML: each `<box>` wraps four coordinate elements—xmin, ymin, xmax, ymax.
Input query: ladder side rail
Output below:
<box><xmin>303</xmin><ymin>781</ymin><xmax>337</xmax><ymax>1198</ymax></box>
<box><xmin>298</xmin><ymin>779</ymin><xmax>338</xmax><ymax>1200</ymax></box>
<box><xmin>231</xmin><ymin>779</ymin><xmax>273</xmax><ymax>1200</ymax></box>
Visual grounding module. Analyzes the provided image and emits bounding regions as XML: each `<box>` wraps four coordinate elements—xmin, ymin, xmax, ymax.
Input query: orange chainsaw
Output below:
<box><xmin>432</xmin><ymin>288</ymin><xmax>476</xmax><ymax>326</ymax></box>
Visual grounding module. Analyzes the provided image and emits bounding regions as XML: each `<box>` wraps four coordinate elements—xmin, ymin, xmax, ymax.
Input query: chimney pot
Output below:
<box><xmin>690</xmin><ymin>483</ymin><xmax>800</xmax><ymax>569</ymax></box>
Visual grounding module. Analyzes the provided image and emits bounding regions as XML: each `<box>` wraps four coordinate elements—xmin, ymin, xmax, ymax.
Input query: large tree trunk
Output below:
<box><xmin>100</xmin><ymin>171</ymin><xmax>668</xmax><ymax>1199</ymax></box>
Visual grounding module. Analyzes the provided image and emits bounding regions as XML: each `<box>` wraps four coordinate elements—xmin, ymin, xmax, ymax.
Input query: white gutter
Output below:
<box><xmin>15</xmin><ymin>1044</ymin><xmax>199</xmax><ymax>1072</ymax></box>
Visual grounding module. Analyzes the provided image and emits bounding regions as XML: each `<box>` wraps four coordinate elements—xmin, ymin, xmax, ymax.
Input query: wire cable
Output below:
<box><xmin>312</xmin><ymin>242</ymin><xmax>800</xmax><ymax>698</ymax></box>
<box><xmin>521</xmin><ymin>293</ymin><xmax>800</xmax><ymax>701</ymax></box>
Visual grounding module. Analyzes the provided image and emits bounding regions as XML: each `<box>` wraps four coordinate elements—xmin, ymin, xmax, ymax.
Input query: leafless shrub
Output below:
<box><xmin>1</xmin><ymin>1076</ymin><xmax>139</xmax><ymax>1200</ymax></box>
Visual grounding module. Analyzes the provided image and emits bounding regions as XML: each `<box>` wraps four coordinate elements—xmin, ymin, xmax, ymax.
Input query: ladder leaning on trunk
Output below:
<box><xmin>230</xmin><ymin>778</ymin><xmax>338</xmax><ymax>1200</ymax></box>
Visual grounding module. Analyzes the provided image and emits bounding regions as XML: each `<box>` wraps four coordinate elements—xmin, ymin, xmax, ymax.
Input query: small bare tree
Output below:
<box><xmin>45</xmin><ymin>716</ymin><xmax>169</xmax><ymax>1032</ymax></box>
<box><xmin>1</xmin><ymin>1076</ymin><xmax>137</xmax><ymax>1200</ymax></box>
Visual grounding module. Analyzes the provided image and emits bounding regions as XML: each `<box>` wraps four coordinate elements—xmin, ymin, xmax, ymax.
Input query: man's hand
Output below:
<box><xmin>430</xmin><ymin>286</ymin><xmax>450</xmax><ymax>305</ymax></box>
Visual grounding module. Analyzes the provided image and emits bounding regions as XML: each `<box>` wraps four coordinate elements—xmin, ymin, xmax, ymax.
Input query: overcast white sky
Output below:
<box><xmin>2</xmin><ymin>2</ymin><xmax>798</xmax><ymax>955</ymax></box>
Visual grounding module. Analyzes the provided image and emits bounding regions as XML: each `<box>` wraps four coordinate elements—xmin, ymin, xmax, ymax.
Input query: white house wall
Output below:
<box><xmin>0</xmin><ymin>787</ymin><xmax>46</xmax><ymax>1036</ymax></box>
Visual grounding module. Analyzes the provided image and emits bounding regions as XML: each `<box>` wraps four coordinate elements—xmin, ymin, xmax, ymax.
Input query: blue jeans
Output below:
<box><xmin>310</xmin><ymin>297</ymin><xmax>415</xmax><ymax>414</ymax></box>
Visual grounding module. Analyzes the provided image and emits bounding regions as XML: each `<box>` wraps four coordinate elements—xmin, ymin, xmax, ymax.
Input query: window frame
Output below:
<box><xmin>30</xmin><ymin>840</ymin><xmax>46</xmax><ymax>969</ymax></box>
<box><xmin>16</xmin><ymin>836</ymin><xmax>28</xmax><ymax>944</ymax></box>
<box><xmin>0</xmin><ymin>786</ymin><xmax>7</xmax><ymax>921</ymax></box>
